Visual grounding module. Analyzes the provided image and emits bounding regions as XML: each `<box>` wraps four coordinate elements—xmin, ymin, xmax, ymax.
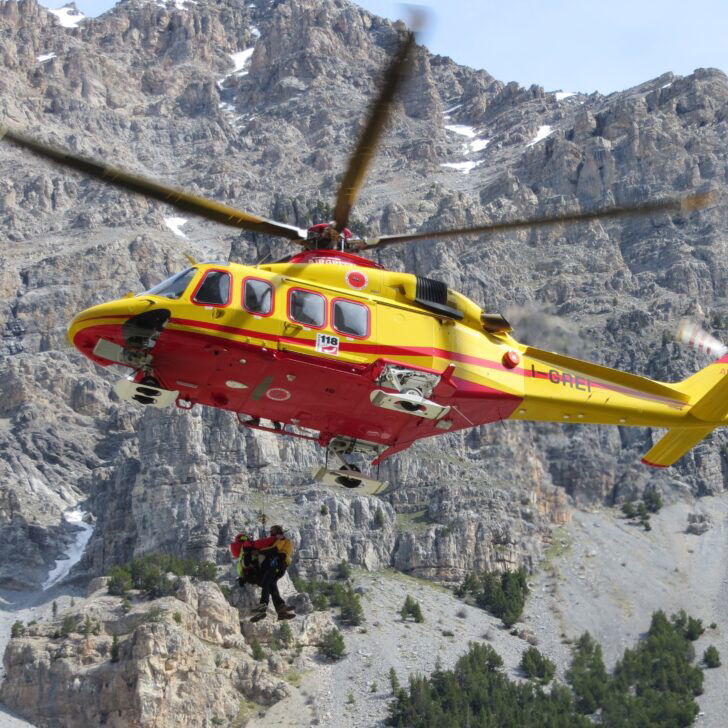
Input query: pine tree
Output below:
<box><xmin>340</xmin><ymin>587</ymin><xmax>364</xmax><ymax>626</ymax></box>
<box><xmin>704</xmin><ymin>645</ymin><xmax>721</xmax><ymax>668</ymax></box>
<box><xmin>250</xmin><ymin>638</ymin><xmax>265</xmax><ymax>661</ymax></box>
<box><xmin>521</xmin><ymin>646</ymin><xmax>555</xmax><ymax>685</ymax></box>
<box><xmin>61</xmin><ymin>615</ymin><xmax>76</xmax><ymax>637</ymax></box>
<box><xmin>276</xmin><ymin>622</ymin><xmax>294</xmax><ymax>648</ymax></box>
<box><xmin>319</xmin><ymin>628</ymin><xmax>346</xmax><ymax>660</ymax></box>
<box><xmin>110</xmin><ymin>634</ymin><xmax>120</xmax><ymax>663</ymax></box>
<box><xmin>336</xmin><ymin>560</ymin><xmax>352</xmax><ymax>580</ymax></box>
<box><xmin>643</xmin><ymin>488</ymin><xmax>663</xmax><ymax>513</ymax></box>
<box><xmin>411</xmin><ymin>602</ymin><xmax>424</xmax><ymax>623</ymax></box>
<box><xmin>566</xmin><ymin>632</ymin><xmax>608</xmax><ymax>714</ymax></box>
<box><xmin>389</xmin><ymin>667</ymin><xmax>400</xmax><ymax>694</ymax></box>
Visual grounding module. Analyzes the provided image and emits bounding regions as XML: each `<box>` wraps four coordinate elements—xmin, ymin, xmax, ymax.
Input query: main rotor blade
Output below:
<box><xmin>356</xmin><ymin>191</ymin><xmax>716</xmax><ymax>250</ymax></box>
<box><xmin>332</xmin><ymin>30</ymin><xmax>417</xmax><ymax>232</ymax></box>
<box><xmin>0</xmin><ymin>127</ymin><xmax>307</xmax><ymax>241</ymax></box>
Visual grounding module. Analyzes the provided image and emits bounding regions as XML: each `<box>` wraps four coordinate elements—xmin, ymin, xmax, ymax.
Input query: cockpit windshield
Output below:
<box><xmin>142</xmin><ymin>268</ymin><xmax>196</xmax><ymax>299</ymax></box>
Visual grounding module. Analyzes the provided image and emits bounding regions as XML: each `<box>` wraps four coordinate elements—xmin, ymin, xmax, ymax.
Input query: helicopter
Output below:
<box><xmin>2</xmin><ymin>28</ymin><xmax>726</xmax><ymax>491</ymax></box>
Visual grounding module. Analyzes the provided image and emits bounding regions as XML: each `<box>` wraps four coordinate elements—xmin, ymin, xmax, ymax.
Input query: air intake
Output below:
<box><xmin>415</xmin><ymin>276</ymin><xmax>448</xmax><ymax>305</ymax></box>
<box><xmin>413</xmin><ymin>276</ymin><xmax>463</xmax><ymax>320</ymax></box>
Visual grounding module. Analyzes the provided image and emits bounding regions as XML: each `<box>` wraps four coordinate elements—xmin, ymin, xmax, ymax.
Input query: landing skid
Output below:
<box><xmin>311</xmin><ymin>467</ymin><xmax>389</xmax><ymax>496</ymax></box>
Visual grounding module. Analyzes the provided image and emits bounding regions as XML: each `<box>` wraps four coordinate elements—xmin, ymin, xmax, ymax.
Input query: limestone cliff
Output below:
<box><xmin>0</xmin><ymin>576</ymin><xmax>334</xmax><ymax>726</ymax></box>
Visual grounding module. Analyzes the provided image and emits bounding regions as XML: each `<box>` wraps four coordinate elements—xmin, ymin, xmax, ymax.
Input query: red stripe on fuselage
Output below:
<box><xmin>76</xmin><ymin>315</ymin><xmax>683</xmax><ymax>408</ymax></box>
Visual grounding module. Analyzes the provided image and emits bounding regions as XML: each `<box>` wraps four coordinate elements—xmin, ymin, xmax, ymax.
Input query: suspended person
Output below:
<box><xmin>230</xmin><ymin>526</ymin><xmax>295</xmax><ymax>621</ymax></box>
<box><xmin>251</xmin><ymin>524</ymin><xmax>295</xmax><ymax>622</ymax></box>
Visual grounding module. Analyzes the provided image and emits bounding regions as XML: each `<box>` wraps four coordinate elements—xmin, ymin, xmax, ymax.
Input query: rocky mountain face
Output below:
<box><xmin>1</xmin><ymin>576</ymin><xmax>334</xmax><ymax>726</ymax></box>
<box><xmin>0</xmin><ymin>0</ymin><xmax>726</xmax><ymax>620</ymax></box>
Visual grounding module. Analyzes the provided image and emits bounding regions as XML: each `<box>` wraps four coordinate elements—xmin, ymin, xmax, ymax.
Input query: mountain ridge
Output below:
<box><xmin>0</xmin><ymin>0</ymin><xmax>727</xmax><ymax>723</ymax></box>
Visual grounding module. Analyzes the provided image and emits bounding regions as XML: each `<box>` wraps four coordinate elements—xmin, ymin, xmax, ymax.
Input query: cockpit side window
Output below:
<box><xmin>192</xmin><ymin>270</ymin><xmax>232</xmax><ymax>306</ymax></box>
<box><xmin>243</xmin><ymin>278</ymin><xmax>274</xmax><ymax>316</ymax></box>
<box><xmin>143</xmin><ymin>268</ymin><xmax>196</xmax><ymax>299</ymax></box>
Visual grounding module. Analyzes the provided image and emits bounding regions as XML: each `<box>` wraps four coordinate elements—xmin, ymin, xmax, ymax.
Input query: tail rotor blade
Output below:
<box><xmin>676</xmin><ymin>319</ymin><xmax>727</xmax><ymax>359</ymax></box>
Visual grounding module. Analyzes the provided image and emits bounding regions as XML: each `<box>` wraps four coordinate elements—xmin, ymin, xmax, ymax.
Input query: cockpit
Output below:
<box><xmin>142</xmin><ymin>268</ymin><xmax>196</xmax><ymax>299</ymax></box>
<box><xmin>141</xmin><ymin>266</ymin><xmax>232</xmax><ymax>307</ymax></box>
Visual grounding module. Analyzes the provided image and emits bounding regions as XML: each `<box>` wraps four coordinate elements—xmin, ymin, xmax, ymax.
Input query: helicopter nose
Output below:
<box><xmin>67</xmin><ymin>297</ymin><xmax>169</xmax><ymax>363</ymax></box>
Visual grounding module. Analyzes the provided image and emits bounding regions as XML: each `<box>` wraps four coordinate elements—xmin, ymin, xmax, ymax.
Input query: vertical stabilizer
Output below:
<box><xmin>642</xmin><ymin>353</ymin><xmax>728</xmax><ymax>467</ymax></box>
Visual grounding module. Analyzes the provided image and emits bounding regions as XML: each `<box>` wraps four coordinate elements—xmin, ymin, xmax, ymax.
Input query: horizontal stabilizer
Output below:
<box><xmin>642</xmin><ymin>427</ymin><xmax>715</xmax><ymax>468</ymax></box>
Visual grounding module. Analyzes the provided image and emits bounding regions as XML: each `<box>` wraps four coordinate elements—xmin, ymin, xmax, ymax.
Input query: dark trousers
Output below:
<box><xmin>260</xmin><ymin>563</ymin><xmax>284</xmax><ymax>608</ymax></box>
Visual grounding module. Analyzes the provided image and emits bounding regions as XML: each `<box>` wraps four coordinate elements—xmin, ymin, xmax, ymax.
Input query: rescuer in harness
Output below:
<box><xmin>230</xmin><ymin>525</ymin><xmax>295</xmax><ymax>622</ymax></box>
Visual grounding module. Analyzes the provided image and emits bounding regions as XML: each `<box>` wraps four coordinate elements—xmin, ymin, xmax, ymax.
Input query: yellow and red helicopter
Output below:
<box><xmin>2</xmin><ymin>30</ymin><xmax>726</xmax><ymax>490</ymax></box>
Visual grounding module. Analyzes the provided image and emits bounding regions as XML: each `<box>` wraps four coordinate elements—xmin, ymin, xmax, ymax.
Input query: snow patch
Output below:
<box><xmin>445</xmin><ymin>124</ymin><xmax>476</xmax><ymax>138</ymax></box>
<box><xmin>43</xmin><ymin>508</ymin><xmax>94</xmax><ymax>590</ymax></box>
<box><xmin>250</xmin><ymin>25</ymin><xmax>260</xmax><ymax>38</ymax></box>
<box><xmin>554</xmin><ymin>91</ymin><xmax>575</xmax><ymax>101</ymax></box>
<box><xmin>47</xmin><ymin>5</ymin><xmax>85</xmax><ymax>28</ymax></box>
<box><xmin>37</xmin><ymin>53</ymin><xmax>56</xmax><ymax>62</ymax></box>
<box><xmin>445</xmin><ymin>125</ymin><xmax>490</xmax><ymax>156</ymax></box>
<box><xmin>218</xmin><ymin>47</ymin><xmax>255</xmax><ymax>96</ymax></box>
<box><xmin>230</xmin><ymin>48</ymin><xmax>255</xmax><ymax>74</ymax></box>
<box><xmin>164</xmin><ymin>216</ymin><xmax>189</xmax><ymax>238</ymax></box>
<box><xmin>527</xmin><ymin>125</ymin><xmax>553</xmax><ymax>147</ymax></box>
<box><xmin>661</xmin><ymin>82</ymin><xmax>672</xmax><ymax>89</ymax></box>
<box><xmin>469</xmin><ymin>138</ymin><xmax>490</xmax><ymax>153</ymax></box>
<box><xmin>444</xmin><ymin>103</ymin><xmax>462</xmax><ymax>114</ymax></box>
<box><xmin>440</xmin><ymin>161</ymin><xmax>480</xmax><ymax>174</ymax></box>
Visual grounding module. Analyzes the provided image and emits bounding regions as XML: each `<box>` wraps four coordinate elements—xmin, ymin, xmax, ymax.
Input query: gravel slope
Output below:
<box><xmin>250</xmin><ymin>493</ymin><xmax>728</xmax><ymax>728</ymax></box>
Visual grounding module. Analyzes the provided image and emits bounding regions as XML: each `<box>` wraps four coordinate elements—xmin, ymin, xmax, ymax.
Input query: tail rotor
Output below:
<box><xmin>675</xmin><ymin>320</ymin><xmax>727</xmax><ymax>359</ymax></box>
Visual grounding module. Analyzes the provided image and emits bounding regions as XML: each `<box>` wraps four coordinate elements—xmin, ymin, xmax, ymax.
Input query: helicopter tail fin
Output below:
<box><xmin>676</xmin><ymin>354</ymin><xmax>728</xmax><ymax>422</ymax></box>
<box><xmin>642</xmin><ymin>353</ymin><xmax>728</xmax><ymax>467</ymax></box>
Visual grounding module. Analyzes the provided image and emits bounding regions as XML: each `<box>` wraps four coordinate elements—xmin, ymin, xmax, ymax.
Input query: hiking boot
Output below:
<box><xmin>250</xmin><ymin>604</ymin><xmax>268</xmax><ymax>623</ymax></box>
<box><xmin>276</xmin><ymin>603</ymin><xmax>296</xmax><ymax>621</ymax></box>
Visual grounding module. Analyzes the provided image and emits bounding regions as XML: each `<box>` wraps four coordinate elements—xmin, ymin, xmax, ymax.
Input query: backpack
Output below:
<box><xmin>230</xmin><ymin>534</ymin><xmax>262</xmax><ymax>586</ymax></box>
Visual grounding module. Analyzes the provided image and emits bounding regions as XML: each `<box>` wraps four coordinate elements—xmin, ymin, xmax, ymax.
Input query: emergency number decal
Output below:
<box><xmin>316</xmin><ymin>333</ymin><xmax>340</xmax><ymax>355</ymax></box>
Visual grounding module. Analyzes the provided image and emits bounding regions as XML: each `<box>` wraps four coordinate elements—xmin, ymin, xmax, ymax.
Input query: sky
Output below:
<box><xmin>40</xmin><ymin>0</ymin><xmax>728</xmax><ymax>94</ymax></box>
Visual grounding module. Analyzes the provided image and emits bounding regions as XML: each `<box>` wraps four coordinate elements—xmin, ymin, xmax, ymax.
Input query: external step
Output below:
<box><xmin>311</xmin><ymin>467</ymin><xmax>389</xmax><ymax>496</ymax></box>
<box><xmin>369</xmin><ymin>389</ymin><xmax>450</xmax><ymax>420</ymax></box>
<box><xmin>114</xmin><ymin>379</ymin><xmax>178</xmax><ymax>408</ymax></box>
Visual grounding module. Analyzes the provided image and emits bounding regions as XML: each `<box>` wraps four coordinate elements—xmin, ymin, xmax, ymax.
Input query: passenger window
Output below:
<box><xmin>289</xmin><ymin>289</ymin><xmax>325</xmax><ymax>328</ymax></box>
<box><xmin>333</xmin><ymin>300</ymin><xmax>369</xmax><ymax>337</ymax></box>
<box><xmin>193</xmin><ymin>270</ymin><xmax>231</xmax><ymax>306</ymax></box>
<box><xmin>243</xmin><ymin>279</ymin><xmax>273</xmax><ymax>315</ymax></box>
